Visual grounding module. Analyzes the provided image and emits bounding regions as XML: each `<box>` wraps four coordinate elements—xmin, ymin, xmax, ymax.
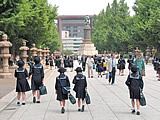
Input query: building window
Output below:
<box><xmin>74</xmin><ymin>50</ymin><xmax>78</xmax><ymax>52</ymax></box>
<box><xmin>74</xmin><ymin>46</ymin><xmax>79</xmax><ymax>48</ymax></box>
<box><xmin>69</xmin><ymin>33</ymin><xmax>71</xmax><ymax>37</ymax></box>
<box><xmin>73</xmin><ymin>30</ymin><xmax>78</xmax><ymax>32</ymax></box>
<box><xmin>74</xmin><ymin>43</ymin><xmax>80</xmax><ymax>45</ymax></box>
<box><xmin>73</xmin><ymin>39</ymin><xmax>80</xmax><ymax>41</ymax></box>
<box><xmin>73</xmin><ymin>26</ymin><xmax>78</xmax><ymax>28</ymax></box>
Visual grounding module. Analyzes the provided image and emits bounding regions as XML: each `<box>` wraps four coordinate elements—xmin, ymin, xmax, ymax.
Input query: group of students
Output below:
<box><xmin>15</xmin><ymin>56</ymin><xmax>44</xmax><ymax>105</ymax></box>
<box><xmin>15</xmin><ymin>56</ymin><xmax>87</xmax><ymax>114</ymax></box>
<box><xmin>14</xmin><ymin>53</ymin><xmax>146</xmax><ymax>115</ymax></box>
<box><xmin>55</xmin><ymin>67</ymin><xmax>87</xmax><ymax>113</ymax></box>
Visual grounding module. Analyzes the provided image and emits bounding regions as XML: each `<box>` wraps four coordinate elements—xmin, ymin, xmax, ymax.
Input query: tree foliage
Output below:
<box><xmin>92</xmin><ymin>0</ymin><xmax>160</xmax><ymax>56</ymax></box>
<box><xmin>0</xmin><ymin>0</ymin><xmax>60</xmax><ymax>56</ymax></box>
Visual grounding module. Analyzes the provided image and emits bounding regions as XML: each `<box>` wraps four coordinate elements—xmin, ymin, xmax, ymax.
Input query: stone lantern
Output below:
<box><xmin>30</xmin><ymin>43</ymin><xmax>37</xmax><ymax>57</ymax></box>
<box><xmin>42</xmin><ymin>48</ymin><xmax>47</xmax><ymax>65</ymax></box>
<box><xmin>37</xmin><ymin>46</ymin><xmax>43</xmax><ymax>58</ymax></box>
<box><xmin>135</xmin><ymin>47</ymin><xmax>140</xmax><ymax>57</ymax></box>
<box><xmin>145</xmin><ymin>46</ymin><xmax>150</xmax><ymax>57</ymax></box>
<box><xmin>19</xmin><ymin>41</ymin><xmax>29</xmax><ymax>67</ymax></box>
<box><xmin>46</xmin><ymin>48</ymin><xmax>50</xmax><ymax>57</ymax></box>
<box><xmin>0</xmin><ymin>34</ymin><xmax>12</xmax><ymax>78</ymax></box>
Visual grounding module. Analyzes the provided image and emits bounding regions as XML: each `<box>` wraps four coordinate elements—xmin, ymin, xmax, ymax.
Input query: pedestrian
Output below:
<box><xmin>15</xmin><ymin>60</ymin><xmax>30</xmax><ymax>105</ymax></box>
<box><xmin>46</xmin><ymin>56</ymin><xmax>49</xmax><ymax>68</ymax></box>
<box><xmin>134</xmin><ymin>54</ymin><xmax>145</xmax><ymax>76</ymax></box>
<box><xmin>157</xmin><ymin>58</ymin><xmax>160</xmax><ymax>81</ymax></box>
<box><xmin>69</xmin><ymin>56</ymin><xmax>74</xmax><ymax>72</ymax></box>
<box><xmin>29</xmin><ymin>56</ymin><xmax>44</xmax><ymax>103</ymax></box>
<box><xmin>81</xmin><ymin>55</ymin><xmax>87</xmax><ymax>71</ymax></box>
<box><xmin>97</xmin><ymin>58</ymin><xmax>103</xmax><ymax>78</ymax></box>
<box><xmin>49</xmin><ymin>56</ymin><xmax>54</xmax><ymax>70</ymax></box>
<box><xmin>86</xmin><ymin>55</ymin><xmax>94</xmax><ymax>78</ymax></box>
<box><xmin>102</xmin><ymin>59</ymin><xmax>107</xmax><ymax>75</ymax></box>
<box><xmin>118</xmin><ymin>55</ymin><xmax>126</xmax><ymax>76</ymax></box>
<box><xmin>107</xmin><ymin>54</ymin><xmax>116</xmax><ymax>85</ymax></box>
<box><xmin>127</xmin><ymin>55</ymin><xmax>134</xmax><ymax>73</ymax></box>
<box><xmin>153</xmin><ymin>57</ymin><xmax>159</xmax><ymax>77</ymax></box>
<box><xmin>56</xmin><ymin>56</ymin><xmax>61</xmax><ymax>68</ymax></box>
<box><xmin>125</xmin><ymin>65</ymin><xmax>144</xmax><ymax>115</ymax></box>
<box><xmin>73</xmin><ymin>67</ymin><xmax>87</xmax><ymax>112</ymax></box>
<box><xmin>55</xmin><ymin>67</ymin><xmax>70</xmax><ymax>114</ymax></box>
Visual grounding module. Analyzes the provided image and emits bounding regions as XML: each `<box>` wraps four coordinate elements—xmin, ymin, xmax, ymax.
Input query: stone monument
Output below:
<box><xmin>77</xmin><ymin>16</ymin><xmax>98</xmax><ymax>55</ymax></box>
<box><xmin>19</xmin><ymin>41</ymin><xmax>29</xmax><ymax>67</ymax></box>
<box><xmin>30</xmin><ymin>43</ymin><xmax>37</xmax><ymax>57</ymax></box>
<box><xmin>37</xmin><ymin>46</ymin><xmax>43</xmax><ymax>58</ymax></box>
<box><xmin>0</xmin><ymin>34</ymin><xmax>12</xmax><ymax>78</ymax></box>
<box><xmin>42</xmin><ymin>48</ymin><xmax>47</xmax><ymax>66</ymax></box>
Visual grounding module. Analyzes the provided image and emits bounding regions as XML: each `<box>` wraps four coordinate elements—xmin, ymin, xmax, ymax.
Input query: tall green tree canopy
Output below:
<box><xmin>0</xmin><ymin>0</ymin><xmax>60</xmax><ymax>56</ymax></box>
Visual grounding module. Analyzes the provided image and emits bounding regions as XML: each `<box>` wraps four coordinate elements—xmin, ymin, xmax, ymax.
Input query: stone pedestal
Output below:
<box><xmin>42</xmin><ymin>48</ymin><xmax>47</xmax><ymax>68</ymax></box>
<box><xmin>30</xmin><ymin>43</ymin><xmax>37</xmax><ymax>57</ymax></box>
<box><xmin>0</xmin><ymin>34</ymin><xmax>12</xmax><ymax>78</ymax></box>
<box><xmin>46</xmin><ymin>48</ymin><xmax>50</xmax><ymax>57</ymax></box>
<box><xmin>19</xmin><ymin>42</ymin><xmax>29</xmax><ymax>67</ymax></box>
<box><xmin>78</xmin><ymin>25</ymin><xmax>98</xmax><ymax>55</ymax></box>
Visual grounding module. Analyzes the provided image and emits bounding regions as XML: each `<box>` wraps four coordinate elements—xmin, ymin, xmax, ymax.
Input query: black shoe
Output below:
<box><xmin>98</xmin><ymin>76</ymin><xmax>99</xmax><ymax>78</ymax></box>
<box><xmin>137</xmin><ymin>111</ymin><xmax>140</xmax><ymax>115</ymax></box>
<box><xmin>131</xmin><ymin>109</ymin><xmax>135</xmax><ymax>114</ymax></box>
<box><xmin>61</xmin><ymin>107</ymin><xmax>65</xmax><ymax>114</ymax></box>
<box><xmin>81</xmin><ymin>105</ymin><xmax>84</xmax><ymax>112</ymax></box>
<box><xmin>78</xmin><ymin>109</ymin><xmax>81</xmax><ymax>112</ymax></box>
<box><xmin>33</xmin><ymin>97</ymin><xmax>36</xmax><ymax>103</ymax></box>
<box><xmin>17</xmin><ymin>102</ymin><xmax>20</xmax><ymax>105</ymax></box>
<box><xmin>22</xmin><ymin>102</ymin><xmax>25</xmax><ymax>105</ymax></box>
<box><xmin>101</xmin><ymin>75</ymin><xmax>102</xmax><ymax>78</ymax></box>
<box><xmin>91</xmin><ymin>76</ymin><xmax>93</xmax><ymax>78</ymax></box>
<box><xmin>36</xmin><ymin>101</ymin><xmax>40</xmax><ymax>103</ymax></box>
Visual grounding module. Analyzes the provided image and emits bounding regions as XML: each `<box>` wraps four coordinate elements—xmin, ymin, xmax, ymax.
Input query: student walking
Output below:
<box><xmin>125</xmin><ymin>65</ymin><xmax>144</xmax><ymax>115</ymax></box>
<box><xmin>73</xmin><ymin>67</ymin><xmax>87</xmax><ymax>112</ymax></box>
<box><xmin>15</xmin><ymin>60</ymin><xmax>30</xmax><ymax>105</ymax></box>
<box><xmin>29</xmin><ymin>56</ymin><xmax>44</xmax><ymax>103</ymax></box>
<box><xmin>118</xmin><ymin>55</ymin><xmax>126</xmax><ymax>76</ymax></box>
<box><xmin>55</xmin><ymin>67</ymin><xmax>70</xmax><ymax>114</ymax></box>
<box><xmin>97</xmin><ymin>59</ymin><xmax>103</xmax><ymax>78</ymax></box>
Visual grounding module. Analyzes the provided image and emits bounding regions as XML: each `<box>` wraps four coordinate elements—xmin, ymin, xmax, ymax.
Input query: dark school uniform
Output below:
<box><xmin>97</xmin><ymin>62</ymin><xmax>103</xmax><ymax>72</ymax></box>
<box><xmin>118</xmin><ymin>58</ymin><xmax>126</xmax><ymax>70</ymax></box>
<box><xmin>73</xmin><ymin>74</ymin><xmax>87</xmax><ymax>99</ymax></box>
<box><xmin>15</xmin><ymin>68</ymin><xmax>30</xmax><ymax>92</ymax></box>
<box><xmin>49</xmin><ymin>59</ymin><xmax>54</xmax><ymax>66</ymax></box>
<box><xmin>125</xmin><ymin>73</ymin><xmax>143</xmax><ymax>99</ymax></box>
<box><xmin>157</xmin><ymin>62</ymin><xmax>160</xmax><ymax>74</ymax></box>
<box><xmin>56</xmin><ymin>59</ymin><xmax>61</xmax><ymax>68</ymax></box>
<box><xmin>29</xmin><ymin>64</ymin><xmax>44</xmax><ymax>90</ymax></box>
<box><xmin>69</xmin><ymin>59</ymin><xmax>74</xmax><ymax>68</ymax></box>
<box><xmin>55</xmin><ymin>74</ymin><xmax>70</xmax><ymax>101</ymax></box>
<box><xmin>127</xmin><ymin>58</ymin><xmax>134</xmax><ymax>70</ymax></box>
<box><xmin>46</xmin><ymin>58</ymin><xmax>49</xmax><ymax>65</ymax></box>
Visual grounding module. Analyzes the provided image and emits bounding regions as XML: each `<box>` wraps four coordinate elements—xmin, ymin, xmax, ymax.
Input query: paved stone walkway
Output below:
<box><xmin>0</xmin><ymin>61</ymin><xmax>160</xmax><ymax>120</ymax></box>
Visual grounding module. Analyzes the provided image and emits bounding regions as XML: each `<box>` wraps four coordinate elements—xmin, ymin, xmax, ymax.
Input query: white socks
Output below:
<box><xmin>22</xmin><ymin>101</ymin><xmax>25</xmax><ymax>103</ymax></box>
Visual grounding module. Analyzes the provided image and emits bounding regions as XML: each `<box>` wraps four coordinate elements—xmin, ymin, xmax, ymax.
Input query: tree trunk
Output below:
<box><xmin>156</xmin><ymin>46</ymin><xmax>160</xmax><ymax>57</ymax></box>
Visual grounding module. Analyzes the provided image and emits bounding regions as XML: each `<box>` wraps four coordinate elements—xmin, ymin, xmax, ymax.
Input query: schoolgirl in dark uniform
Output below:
<box><xmin>46</xmin><ymin>56</ymin><xmax>49</xmax><ymax>67</ymax></box>
<box><xmin>55</xmin><ymin>67</ymin><xmax>70</xmax><ymax>114</ymax></box>
<box><xmin>127</xmin><ymin>55</ymin><xmax>134</xmax><ymax>72</ymax></box>
<box><xmin>125</xmin><ymin>65</ymin><xmax>144</xmax><ymax>115</ymax></box>
<box><xmin>118</xmin><ymin>55</ymin><xmax>126</xmax><ymax>76</ymax></box>
<box><xmin>69</xmin><ymin>56</ymin><xmax>74</xmax><ymax>72</ymax></box>
<box><xmin>49</xmin><ymin>56</ymin><xmax>54</xmax><ymax>70</ymax></box>
<box><xmin>56</xmin><ymin>56</ymin><xmax>61</xmax><ymax>68</ymax></box>
<box><xmin>29</xmin><ymin>56</ymin><xmax>44</xmax><ymax>103</ymax></box>
<box><xmin>73</xmin><ymin>67</ymin><xmax>87</xmax><ymax>112</ymax></box>
<box><xmin>157</xmin><ymin>58</ymin><xmax>160</xmax><ymax>81</ymax></box>
<box><xmin>97</xmin><ymin>59</ymin><xmax>103</xmax><ymax>78</ymax></box>
<box><xmin>15</xmin><ymin>60</ymin><xmax>30</xmax><ymax>105</ymax></box>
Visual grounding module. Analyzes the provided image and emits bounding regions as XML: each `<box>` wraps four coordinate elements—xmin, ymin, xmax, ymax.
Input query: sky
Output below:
<box><xmin>47</xmin><ymin>0</ymin><xmax>136</xmax><ymax>16</ymax></box>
